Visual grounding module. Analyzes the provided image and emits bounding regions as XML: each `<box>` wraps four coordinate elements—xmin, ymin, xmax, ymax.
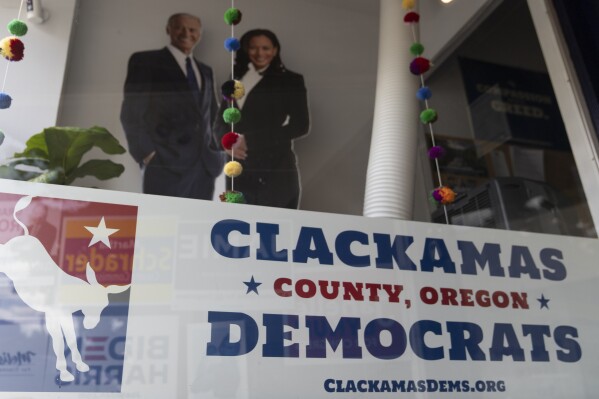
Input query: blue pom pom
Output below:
<box><xmin>0</xmin><ymin>92</ymin><xmax>12</xmax><ymax>109</ymax></box>
<box><xmin>416</xmin><ymin>87</ymin><xmax>432</xmax><ymax>101</ymax></box>
<box><xmin>224</xmin><ymin>37</ymin><xmax>240</xmax><ymax>52</ymax></box>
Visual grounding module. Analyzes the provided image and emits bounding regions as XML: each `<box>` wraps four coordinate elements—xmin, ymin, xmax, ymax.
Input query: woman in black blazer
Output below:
<box><xmin>214</xmin><ymin>29</ymin><xmax>310</xmax><ymax>209</ymax></box>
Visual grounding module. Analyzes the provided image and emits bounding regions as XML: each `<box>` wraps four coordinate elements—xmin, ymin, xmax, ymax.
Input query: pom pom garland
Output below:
<box><xmin>221</xmin><ymin>4</ymin><xmax>245</xmax><ymax>190</ymax></box>
<box><xmin>221</xmin><ymin>80</ymin><xmax>245</xmax><ymax>101</ymax></box>
<box><xmin>409</xmin><ymin>57</ymin><xmax>430</xmax><ymax>75</ymax></box>
<box><xmin>416</xmin><ymin>86</ymin><xmax>432</xmax><ymax>101</ymax></box>
<box><xmin>221</xmin><ymin>132</ymin><xmax>239</xmax><ymax>150</ymax></box>
<box><xmin>410</xmin><ymin>42</ymin><xmax>424</xmax><ymax>56</ymax></box>
<box><xmin>224</xmin><ymin>161</ymin><xmax>243</xmax><ymax>178</ymax></box>
<box><xmin>223</xmin><ymin>107</ymin><xmax>241</xmax><ymax>124</ymax></box>
<box><xmin>404</xmin><ymin>12</ymin><xmax>420</xmax><ymax>23</ymax></box>
<box><xmin>7</xmin><ymin>19</ymin><xmax>27</xmax><ymax>36</ymax></box>
<box><xmin>0</xmin><ymin>36</ymin><xmax>24</xmax><ymax>61</ymax></box>
<box><xmin>420</xmin><ymin>108</ymin><xmax>438</xmax><ymax>124</ymax></box>
<box><xmin>0</xmin><ymin>92</ymin><xmax>12</xmax><ymax>109</ymax></box>
<box><xmin>427</xmin><ymin>146</ymin><xmax>445</xmax><ymax>159</ymax></box>
<box><xmin>431</xmin><ymin>186</ymin><xmax>456</xmax><ymax>205</ymax></box>
<box><xmin>219</xmin><ymin>190</ymin><xmax>246</xmax><ymax>203</ymax></box>
<box><xmin>404</xmin><ymin>0</ymin><xmax>455</xmax><ymax>221</ymax></box>
<box><xmin>224</xmin><ymin>8</ymin><xmax>242</xmax><ymax>25</ymax></box>
<box><xmin>224</xmin><ymin>37</ymin><xmax>240</xmax><ymax>52</ymax></box>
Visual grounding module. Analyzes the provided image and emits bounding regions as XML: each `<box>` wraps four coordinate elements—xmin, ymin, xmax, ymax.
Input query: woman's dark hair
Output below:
<box><xmin>234</xmin><ymin>29</ymin><xmax>284</xmax><ymax>78</ymax></box>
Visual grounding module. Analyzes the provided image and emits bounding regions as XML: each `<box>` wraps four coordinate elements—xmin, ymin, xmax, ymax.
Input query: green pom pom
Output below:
<box><xmin>223</xmin><ymin>107</ymin><xmax>241</xmax><ymax>124</ymax></box>
<box><xmin>224</xmin><ymin>8</ymin><xmax>242</xmax><ymax>25</ymax></box>
<box><xmin>225</xmin><ymin>191</ymin><xmax>245</xmax><ymax>203</ymax></box>
<box><xmin>410</xmin><ymin>42</ymin><xmax>424</xmax><ymax>56</ymax></box>
<box><xmin>7</xmin><ymin>19</ymin><xmax>28</xmax><ymax>36</ymax></box>
<box><xmin>420</xmin><ymin>108</ymin><xmax>438</xmax><ymax>124</ymax></box>
<box><xmin>428</xmin><ymin>193</ymin><xmax>439</xmax><ymax>208</ymax></box>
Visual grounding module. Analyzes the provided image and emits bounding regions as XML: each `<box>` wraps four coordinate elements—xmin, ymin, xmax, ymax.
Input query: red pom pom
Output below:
<box><xmin>410</xmin><ymin>57</ymin><xmax>431</xmax><ymax>75</ymax></box>
<box><xmin>221</xmin><ymin>132</ymin><xmax>239</xmax><ymax>150</ymax></box>
<box><xmin>404</xmin><ymin>12</ymin><xmax>420</xmax><ymax>23</ymax></box>
<box><xmin>1</xmin><ymin>37</ymin><xmax>24</xmax><ymax>61</ymax></box>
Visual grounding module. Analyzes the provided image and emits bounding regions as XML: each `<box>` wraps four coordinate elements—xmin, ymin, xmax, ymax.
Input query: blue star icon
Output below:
<box><xmin>537</xmin><ymin>294</ymin><xmax>550</xmax><ymax>309</ymax></box>
<box><xmin>244</xmin><ymin>276</ymin><xmax>262</xmax><ymax>295</ymax></box>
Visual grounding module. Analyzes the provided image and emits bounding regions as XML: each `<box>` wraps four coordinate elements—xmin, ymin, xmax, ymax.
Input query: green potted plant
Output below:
<box><xmin>0</xmin><ymin>126</ymin><xmax>126</xmax><ymax>184</ymax></box>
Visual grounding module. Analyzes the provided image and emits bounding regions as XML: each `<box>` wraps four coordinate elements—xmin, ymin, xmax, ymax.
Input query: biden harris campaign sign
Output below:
<box><xmin>0</xmin><ymin>179</ymin><xmax>597</xmax><ymax>398</ymax></box>
<box><xmin>0</xmin><ymin>191</ymin><xmax>136</xmax><ymax>392</ymax></box>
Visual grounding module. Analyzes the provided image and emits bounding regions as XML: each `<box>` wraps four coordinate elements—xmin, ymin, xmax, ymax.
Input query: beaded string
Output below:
<box><xmin>0</xmin><ymin>0</ymin><xmax>27</xmax><ymax>111</ymax></box>
<box><xmin>229</xmin><ymin>0</ymin><xmax>236</xmax><ymax>192</ymax></box>
<box><xmin>231</xmin><ymin>0</ymin><xmax>235</xmax><ymax>83</ymax></box>
<box><xmin>220</xmin><ymin>2</ymin><xmax>246</xmax><ymax>203</ymax></box>
<box><xmin>403</xmin><ymin>0</ymin><xmax>455</xmax><ymax>224</ymax></box>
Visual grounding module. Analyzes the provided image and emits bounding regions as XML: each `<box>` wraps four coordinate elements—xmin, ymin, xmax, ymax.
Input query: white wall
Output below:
<box><xmin>57</xmin><ymin>0</ymin><xmax>379</xmax><ymax>214</ymax></box>
<box><xmin>0</xmin><ymin>0</ymin><xmax>77</xmax><ymax>159</ymax></box>
<box><xmin>420</xmin><ymin>0</ymin><xmax>501</xmax><ymax>63</ymax></box>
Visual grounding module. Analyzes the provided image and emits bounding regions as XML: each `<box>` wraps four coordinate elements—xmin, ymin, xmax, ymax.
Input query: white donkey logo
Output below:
<box><xmin>0</xmin><ymin>196</ymin><xmax>130</xmax><ymax>382</ymax></box>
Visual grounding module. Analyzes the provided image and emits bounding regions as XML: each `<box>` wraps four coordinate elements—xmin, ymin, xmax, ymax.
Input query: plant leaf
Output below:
<box><xmin>58</xmin><ymin>127</ymin><xmax>92</xmax><ymax>173</ymax></box>
<box><xmin>8</xmin><ymin>126</ymin><xmax>126</xmax><ymax>185</ymax></box>
<box><xmin>64</xmin><ymin>126</ymin><xmax>126</xmax><ymax>174</ymax></box>
<box><xmin>7</xmin><ymin>157</ymin><xmax>49</xmax><ymax>170</ymax></box>
<box><xmin>14</xmin><ymin>131</ymin><xmax>49</xmax><ymax>159</ymax></box>
<box><xmin>66</xmin><ymin>159</ymin><xmax>125</xmax><ymax>184</ymax></box>
<box><xmin>43</xmin><ymin>127</ymin><xmax>75</xmax><ymax>170</ymax></box>
<box><xmin>28</xmin><ymin>168</ymin><xmax>65</xmax><ymax>184</ymax></box>
<box><xmin>85</xmin><ymin>126</ymin><xmax>127</xmax><ymax>155</ymax></box>
<box><xmin>0</xmin><ymin>165</ymin><xmax>40</xmax><ymax>181</ymax></box>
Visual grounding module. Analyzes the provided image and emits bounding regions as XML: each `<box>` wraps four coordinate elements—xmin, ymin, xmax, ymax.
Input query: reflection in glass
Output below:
<box><xmin>423</xmin><ymin>0</ymin><xmax>596</xmax><ymax>237</ymax></box>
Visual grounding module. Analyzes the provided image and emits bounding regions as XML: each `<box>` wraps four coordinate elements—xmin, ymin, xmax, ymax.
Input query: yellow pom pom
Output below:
<box><xmin>402</xmin><ymin>0</ymin><xmax>415</xmax><ymax>10</ymax></box>
<box><xmin>233</xmin><ymin>81</ymin><xmax>245</xmax><ymax>99</ymax></box>
<box><xmin>224</xmin><ymin>161</ymin><xmax>243</xmax><ymax>178</ymax></box>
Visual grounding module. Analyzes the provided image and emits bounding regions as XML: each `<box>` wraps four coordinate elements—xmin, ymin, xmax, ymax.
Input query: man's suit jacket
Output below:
<box><xmin>120</xmin><ymin>47</ymin><xmax>223</xmax><ymax>198</ymax></box>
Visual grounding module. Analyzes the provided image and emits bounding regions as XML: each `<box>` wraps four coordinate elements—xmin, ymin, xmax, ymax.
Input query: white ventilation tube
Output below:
<box><xmin>363</xmin><ymin>0</ymin><xmax>419</xmax><ymax>219</ymax></box>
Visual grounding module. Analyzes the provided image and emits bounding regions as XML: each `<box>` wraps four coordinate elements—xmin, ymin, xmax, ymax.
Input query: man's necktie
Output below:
<box><xmin>186</xmin><ymin>57</ymin><xmax>201</xmax><ymax>104</ymax></box>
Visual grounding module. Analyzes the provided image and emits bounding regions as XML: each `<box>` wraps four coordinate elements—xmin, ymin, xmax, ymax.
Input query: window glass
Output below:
<box><xmin>58</xmin><ymin>0</ymin><xmax>378</xmax><ymax>215</ymax></box>
<box><xmin>421</xmin><ymin>0</ymin><xmax>596</xmax><ymax>238</ymax></box>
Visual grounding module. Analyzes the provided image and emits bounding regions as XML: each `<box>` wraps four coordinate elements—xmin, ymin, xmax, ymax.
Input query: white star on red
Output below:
<box><xmin>84</xmin><ymin>217</ymin><xmax>119</xmax><ymax>248</ymax></box>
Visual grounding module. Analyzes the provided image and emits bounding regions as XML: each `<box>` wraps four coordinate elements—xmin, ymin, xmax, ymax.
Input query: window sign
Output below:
<box><xmin>0</xmin><ymin>180</ymin><xmax>596</xmax><ymax>398</ymax></box>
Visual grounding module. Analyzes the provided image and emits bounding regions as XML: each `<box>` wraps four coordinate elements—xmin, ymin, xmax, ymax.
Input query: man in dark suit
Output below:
<box><xmin>120</xmin><ymin>13</ymin><xmax>223</xmax><ymax>200</ymax></box>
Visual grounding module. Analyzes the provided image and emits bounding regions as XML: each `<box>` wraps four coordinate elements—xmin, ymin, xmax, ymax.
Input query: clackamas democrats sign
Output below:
<box><xmin>0</xmin><ymin>179</ymin><xmax>597</xmax><ymax>398</ymax></box>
